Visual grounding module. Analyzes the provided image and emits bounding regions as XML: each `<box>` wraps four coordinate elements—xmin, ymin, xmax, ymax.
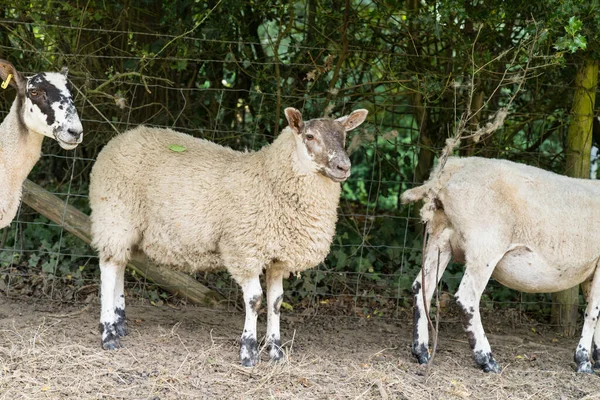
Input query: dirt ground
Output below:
<box><xmin>0</xmin><ymin>297</ymin><xmax>600</xmax><ymax>400</ymax></box>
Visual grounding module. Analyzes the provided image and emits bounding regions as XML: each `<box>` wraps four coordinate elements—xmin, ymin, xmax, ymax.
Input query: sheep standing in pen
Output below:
<box><xmin>0</xmin><ymin>59</ymin><xmax>83</xmax><ymax>229</ymax></box>
<box><xmin>401</xmin><ymin>156</ymin><xmax>600</xmax><ymax>373</ymax></box>
<box><xmin>89</xmin><ymin>107</ymin><xmax>368</xmax><ymax>366</ymax></box>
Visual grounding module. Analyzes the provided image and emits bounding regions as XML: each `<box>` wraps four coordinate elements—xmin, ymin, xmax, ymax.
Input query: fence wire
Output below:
<box><xmin>0</xmin><ymin>15</ymin><xmax>589</xmax><ymax>327</ymax></box>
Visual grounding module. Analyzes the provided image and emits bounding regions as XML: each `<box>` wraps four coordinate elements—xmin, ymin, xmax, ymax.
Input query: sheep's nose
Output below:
<box><xmin>336</xmin><ymin>160</ymin><xmax>351</xmax><ymax>173</ymax></box>
<box><xmin>68</xmin><ymin>128</ymin><xmax>83</xmax><ymax>139</ymax></box>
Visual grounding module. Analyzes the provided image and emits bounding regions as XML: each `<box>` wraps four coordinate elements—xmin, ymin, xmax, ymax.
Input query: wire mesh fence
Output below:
<box><xmin>0</xmin><ymin>8</ymin><xmax>591</xmax><ymax>328</ymax></box>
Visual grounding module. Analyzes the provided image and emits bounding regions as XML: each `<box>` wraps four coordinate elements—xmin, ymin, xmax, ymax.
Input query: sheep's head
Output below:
<box><xmin>0</xmin><ymin>59</ymin><xmax>83</xmax><ymax>150</ymax></box>
<box><xmin>285</xmin><ymin>107</ymin><xmax>368</xmax><ymax>182</ymax></box>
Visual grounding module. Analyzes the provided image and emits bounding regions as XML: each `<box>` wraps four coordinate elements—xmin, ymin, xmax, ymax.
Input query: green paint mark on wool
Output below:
<box><xmin>168</xmin><ymin>144</ymin><xmax>187</xmax><ymax>152</ymax></box>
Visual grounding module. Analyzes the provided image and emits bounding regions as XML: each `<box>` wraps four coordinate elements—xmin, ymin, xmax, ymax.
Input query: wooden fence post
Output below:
<box><xmin>551</xmin><ymin>57</ymin><xmax>598</xmax><ymax>336</ymax></box>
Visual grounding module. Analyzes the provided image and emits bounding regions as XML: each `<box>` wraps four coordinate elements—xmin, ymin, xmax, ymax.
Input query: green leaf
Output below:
<box><xmin>573</xmin><ymin>35</ymin><xmax>587</xmax><ymax>50</ymax></box>
<box><xmin>566</xmin><ymin>16</ymin><xmax>582</xmax><ymax>35</ymax></box>
<box><xmin>554</xmin><ymin>16</ymin><xmax>587</xmax><ymax>54</ymax></box>
<box><xmin>41</xmin><ymin>261</ymin><xmax>55</xmax><ymax>274</ymax></box>
<box><xmin>168</xmin><ymin>144</ymin><xmax>187</xmax><ymax>152</ymax></box>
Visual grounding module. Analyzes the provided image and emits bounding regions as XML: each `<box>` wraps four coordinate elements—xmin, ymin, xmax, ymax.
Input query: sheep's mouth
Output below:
<box><xmin>323</xmin><ymin>168</ymin><xmax>350</xmax><ymax>183</ymax></box>
<box><xmin>55</xmin><ymin>136</ymin><xmax>80</xmax><ymax>150</ymax></box>
<box><xmin>58</xmin><ymin>141</ymin><xmax>79</xmax><ymax>150</ymax></box>
<box><xmin>55</xmin><ymin>133</ymin><xmax>82</xmax><ymax>150</ymax></box>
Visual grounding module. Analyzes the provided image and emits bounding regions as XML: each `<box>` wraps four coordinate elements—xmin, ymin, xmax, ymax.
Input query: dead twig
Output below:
<box><xmin>87</xmin><ymin>71</ymin><xmax>173</xmax><ymax>96</ymax></box>
<box><xmin>47</xmin><ymin>303</ymin><xmax>91</xmax><ymax>319</ymax></box>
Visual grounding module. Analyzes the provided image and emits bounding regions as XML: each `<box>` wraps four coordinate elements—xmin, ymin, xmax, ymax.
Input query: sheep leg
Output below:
<box><xmin>455</xmin><ymin>250</ymin><xmax>505</xmax><ymax>373</ymax></box>
<box><xmin>113</xmin><ymin>263</ymin><xmax>128</xmax><ymax>337</ymax></box>
<box><xmin>592</xmin><ymin>318</ymin><xmax>600</xmax><ymax>369</ymax></box>
<box><xmin>266</xmin><ymin>268</ymin><xmax>285</xmax><ymax>362</ymax></box>
<box><xmin>412</xmin><ymin>228</ymin><xmax>452</xmax><ymax>364</ymax></box>
<box><xmin>239</xmin><ymin>275</ymin><xmax>262</xmax><ymax>367</ymax></box>
<box><xmin>581</xmin><ymin>278</ymin><xmax>599</xmax><ymax>368</ymax></box>
<box><xmin>100</xmin><ymin>260</ymin><xmax>125</xmax><ymax>350</ymax></box>
<box><xmin>574</xmin><ymin>263</ymin><xmax>600</xmax><ymax>373</ymax></box>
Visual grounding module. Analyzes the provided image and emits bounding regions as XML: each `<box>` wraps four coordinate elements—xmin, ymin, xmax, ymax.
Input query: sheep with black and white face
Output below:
<box><xmin>0</xmin><ymin>59</ymin><xmax>82</xmax><ymax>228</ymax></box>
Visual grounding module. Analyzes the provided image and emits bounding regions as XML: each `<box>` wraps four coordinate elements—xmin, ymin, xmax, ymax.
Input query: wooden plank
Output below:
<box><xmin>21</xmin><ymin>179</ymin><xmax>224</xmax><ymax>306</ymax></box>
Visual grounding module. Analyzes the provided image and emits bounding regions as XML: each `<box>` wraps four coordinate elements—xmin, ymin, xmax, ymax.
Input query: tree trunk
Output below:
<box><xmin>551</xmin><ymin>58</ymin><xmax>598</xmax><ymax>337</ymax></box>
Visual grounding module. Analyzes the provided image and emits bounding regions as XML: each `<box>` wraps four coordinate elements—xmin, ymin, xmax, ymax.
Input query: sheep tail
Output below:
<box><xmin>400</xmin><ymin>183</ymin><xmax>432</xmax><ymax>204</ymax></box>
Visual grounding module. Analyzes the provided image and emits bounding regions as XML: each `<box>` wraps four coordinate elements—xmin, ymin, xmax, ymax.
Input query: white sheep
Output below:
<box><xmin>89</xmin><ymin>107</ymin><xmax>368</xmax><ymax>366</ymax></box>
<box><xmin>0</xmin><ymin>59</ymin><xmax>83</xmax><ymax>228</ymax></box>
<box><xmin>401</xmin><ymin>156</ymin><xmax>600</xmax><ymax>373</ymax></box>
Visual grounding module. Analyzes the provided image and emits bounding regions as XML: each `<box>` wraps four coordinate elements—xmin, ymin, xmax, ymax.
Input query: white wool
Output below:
<box><xmin>403</xmin><ymin>156</ymin><xmax>600</xmax><ymax>284</ymax></box>
<box><xmin>89</xmin><ymin>107</ymin><xmax>368</xmax><ymax>364</ymax></box>
<box><xmin>402</xmin><ymin>156</ymin><xmax>600</xmax><ymax>373</ymax></box>
<box><xmin>89</xmin><ymin>125</ymin><xmax>342</xmax><ymax>280</ymax></box>
<box><xmin>0</xmin><ymin>98</ymin><xmax>49</xmax><ymax>227</ymax></box>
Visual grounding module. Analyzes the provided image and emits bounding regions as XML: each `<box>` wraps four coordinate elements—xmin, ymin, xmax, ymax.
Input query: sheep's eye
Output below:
<box><xmin>29</xmin><ymin>90</ymin><xmax>40</xmax><ymax>97</ymax></box>
<box><xmin>306</xmin><ymin>134</ymin><xmax>314</xmax><ymax>140</ymax></box>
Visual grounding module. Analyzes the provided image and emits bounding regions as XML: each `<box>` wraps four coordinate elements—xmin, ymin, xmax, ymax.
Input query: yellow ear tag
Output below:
<box><xmin>1</xmin><ymin>74</ymin><xmax>12</xmax><ymax>89</ymax></box>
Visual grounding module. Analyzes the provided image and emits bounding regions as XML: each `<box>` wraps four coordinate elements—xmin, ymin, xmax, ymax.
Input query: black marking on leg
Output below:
<box><xmin>411</xmin><ymin>281</ymin><xmax>430</xmax><ymax>364</ymax></box>
<box><xmin>593</xmin><ymin>342</ymin><xmax>600</xmax><ymax>369</ymax></box>
<box><xmin>457</xmin><ymin>298</ymin><xmax>497</xmax><ymax>371</ymax></box>
<box><xmin>457</xmin><ymin>300</ymin><xmax>476</xmax><ymax>349</ymax></box>
<box><xmin>412</xmin><ymin>342</ymin><xmax>429</xmax><ymax>364</ymax></box>
<box><xmin>269</xmin><ymin>337</ymin><xmax>284</xmax><ymax>362</ymax></box>
<box><xmin>100</xmin><ymin>322</ymin><xmax>121</xmax><ymax>350</ymax></box>
<box><xmin>412</xmin><ymin>281</ymin><xmax>422</xmax><ymax>295</ymax></box>
<box><xmin>575</xmin><ymin>347</ymin><xmax>589</xmax><ymax>364</ymax></box>
<box><xmin>249</xmin><ymin>295</ymin><xmax>262</xmax><ymax>314</ymax></box>
<box><xmin>273</xmin><ymin>294</ymin><xmax>283</xmax><ymax>315</ymax></box>
<box><xmin>114</xmin><ymin>307</ymin><xmax>128</xmax><ymax>337</ymax></box>
<box><xmin>269</xmin><ymin>338</ymin><xmax>282</xmax><ymax>351</ymax></box>
<box><xmin>575</xmin><ymin>347</ymin><xmax>594</xmax><ymax>373</ymax></box>
<box><xmin>240</xmin><ymin>336</ymin><xmax>259</xmax><ymax>367</ymax></box>
<box><xmin>412</xmin><ymin>300</ymin><xmax>421</xmax><ymax>345</ymax></box>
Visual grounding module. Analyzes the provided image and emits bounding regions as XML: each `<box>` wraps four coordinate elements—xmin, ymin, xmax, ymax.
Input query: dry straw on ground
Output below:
<box><xmin>0</xmin><ymin>298</ymin><xmax>599</xmax><ymax>399</ymax></box>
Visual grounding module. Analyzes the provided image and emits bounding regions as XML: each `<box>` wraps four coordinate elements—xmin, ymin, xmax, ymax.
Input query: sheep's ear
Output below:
<box><xmin>336</xmin><ymin>109</ymin><xmax>368</xmax><ymax>132</ymax></box>
<box><xmin>284</xmin><ymin>107</ymin><xmax>304</xmax><ymax>134</ymax></box>
<box><xmin>60</xmin><ymin>66</ymin><xmax>69</xmax><ymax>77</ymax></box>
<box><xmin>0</xmin><ymin>59</ymin><xmax>24</xmax><ymax>92</ymax></box>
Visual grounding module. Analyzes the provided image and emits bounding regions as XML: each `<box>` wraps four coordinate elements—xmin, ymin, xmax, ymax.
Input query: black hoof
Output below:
<box><xmin>270</xmin><ymin>350</ymin><xmax>285</xmax><ymax>363</ymax></box>
<box><xmin>102</xmin><ymin>337</ymin><xmax>122</xmax><ymax>350</ymax></box>
<box><xmin>474</xmin><ymin>351</ymin><xmax>500</xmax><ymax>373</ymax></box>
<box><xmin>240</xmin><ymin>337</ymin><xmax>258</xmax><ymax>367</ymax></box>
<box><xmin>412</xmin><ymin>343</ymin><xmax>430</xmax><ymax>364</ymax></box>
<box><xmin>115</xmin><ymin>321</ymin><xmax>128</xmax><ymax>337</ymax></box>
<box><xmin>100</xmin><ymin>322</ymin><xmax>122</xmax><ymax>350</ymax></box>
<box><xmin>594</xmin><ymin>361</ymin><xmax>600</xmax><ymax>370</ymax></box>
<box><xmin>269</xmin><ymin>340</ymin><xmax>284</xmax><ymax>362</ymax></box>
<box><xmin>241</xmin><ymin>356</ymin><xmax>258</xmax><ymax>367</ymax></box>
<box><xmin>577</xmin><ymin>361</ymin><xmax>594</xmax><ymax>374</ymax></box>
<box><xmin>482</xmin><ymin>360</ymin><xmax>500</xmax><ymax>373</ymax></box>
<box><xmin>114</xmin><ymin>308</ymin><xmax>128</xmax><ymax>336</ymax></box>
